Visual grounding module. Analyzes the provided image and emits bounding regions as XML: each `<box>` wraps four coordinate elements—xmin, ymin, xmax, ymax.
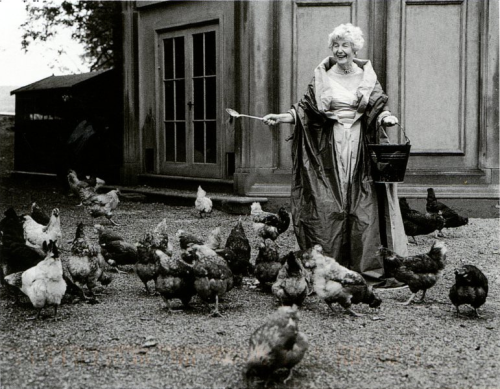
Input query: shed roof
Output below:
<box><xmin>11</xmin><ymin>70</ymin><xmax>111</xmax><ymax>95</ymax></box>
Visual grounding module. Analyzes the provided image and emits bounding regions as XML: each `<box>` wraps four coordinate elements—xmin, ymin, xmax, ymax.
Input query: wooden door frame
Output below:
<box><xmin>155</xmin><ymin>20</ymin><xmax>224</xmax><ymax>179</ymax></box>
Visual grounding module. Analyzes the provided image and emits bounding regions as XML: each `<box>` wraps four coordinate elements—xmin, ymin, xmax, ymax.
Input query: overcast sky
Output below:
<box><xmin>0</xmin><ymin>0</ymin><xmax>90</xmax><ymax>87</ymax></box>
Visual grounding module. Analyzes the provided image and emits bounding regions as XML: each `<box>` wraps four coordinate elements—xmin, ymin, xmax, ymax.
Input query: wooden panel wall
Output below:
<box><xmin>121</xmin><ymin>2</ymin><xmax>141</xmax><ymax>183</ymax></box>
<box><xmin>387</xmin><ymin>0</ymin><xmax>482</xmax><ymax>174</ymax></box>
<box><xmin>404</xmin><ymin>3</ymin><xmax>464</xmax><ymax>153</ymax></box>
<box><xmin>294</xmin><ymin>3</ymin><xmax>352</xmax><ymax>100</ymax></box>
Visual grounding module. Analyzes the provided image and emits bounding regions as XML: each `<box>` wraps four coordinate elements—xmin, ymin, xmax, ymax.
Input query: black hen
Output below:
<box><xmin>380</xmin><ymin>240</ymin><xmax>447</xmax><ymax>305</ymax></box>
<box><xmin>176</xmin><ymin>227</ymin><xmax>222</xmax><ymax>263</ymax></box>
<box><xmin>293</xmin><ymin>248</ymin><xmax>317</xmax><ymax>294</ymax></box>
<box><xmin>134</xmin><ymin>233</ymin><xmax>161</xmax><ymax>294</ymax></box>
<box><xmin>94</xmin><ymin>224</ymin><xmax>124</xmax><ymax>245</ymax></box>
<box><xmin>254</xmin><ymin>239</ymin><xmax>283</xmax><ymax>290</ymax></box>
<box><xmin>272</xmin><ymin>251</ymin><xmax>309</xmax><ymax>306</ymax></box>
<box><xmin>217</xmin><ymin>218</ymin><xmax>251</xmax><ymax>287</ymax></box>
<box><xmin>188</xmin><ymin>244</ymin><xmax>234</xmax><ymax>317</ymax></box>
<box><xmin>62</xmin><ymin>223</ymin><xmax>112</xmax><ymax>302</ymax></box>
<box><xmin>399</xmin><ymin>197</ymin><xmax>445</xmax><ymax>244</ymax></box>
<box><xmin>156</xmin><ymin>252</ymin><xmax>196</xmax><ymax>312</ymax></box>
<box><xmin>251</xmin><ymin>202</ymin><xmax>291</xmax><ymax>241</ymax></box>
<box><xmin>426</xmin><ymin>188</ymin><xmax>469</xmax><ymax>236</ymax></box>
<box><xmin>449</xmin><ymin>265</ymin><xmax>488</xmax><ymax>318</ymax></box>
<box><xmin>133</xmin><ymin>221</ymin><xmax>174</xmax><ymax>295</ymax></box>
<box><xmin>0</xmin><ymin>208</ymin><xmax>24</xmax><ymax>248</ymax></box>
<box><xmin>176</xmin><ymin>230</ymin><xmax>204</xmax><ymax>251</ymax></box>
<box><xmin>245</xmin><ymin>305</ymin><xmax>308</xmax><ymax>385</ymax></box>
<box><xmin>135</xmin><ymin>228</ymin><xmax>195</xmax><ymax>309</ymax></box>
<box><xmin>0</xmin><ymin>208</ymin><xmax>44</xmax><ymax>278</ymax></box>
<box><xmin>94</xmin><ymin>224</ymin><xmax>138</xmax><ymax>270</ymax></box>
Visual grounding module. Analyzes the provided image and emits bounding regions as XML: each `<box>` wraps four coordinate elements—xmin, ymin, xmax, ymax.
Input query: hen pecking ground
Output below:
<box><xmin>0</xmin><ymin>180</ymin><xmax>499</xmax><ymax>389</ymax></box>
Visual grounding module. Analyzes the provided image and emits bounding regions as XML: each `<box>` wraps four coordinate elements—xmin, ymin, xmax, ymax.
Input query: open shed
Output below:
<box><xmin>10</xmin><ymin>69</ymin><xmax>121</xmax><ymax>183</ymax></box>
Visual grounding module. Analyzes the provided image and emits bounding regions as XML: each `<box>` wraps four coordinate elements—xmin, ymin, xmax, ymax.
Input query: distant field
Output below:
<box><xmin>0</xmin><ymin>115</ymin><xmax>15</xmax><ymax>177</ymax></box>
<box><xmin>0</xmin><ymin>85</ymin><xmax>18</xmax><ymax>114</ymax></box>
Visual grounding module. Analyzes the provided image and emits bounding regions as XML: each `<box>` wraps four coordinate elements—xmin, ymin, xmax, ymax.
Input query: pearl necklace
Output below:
<box><xmin>333</xmin><ymin>63</ymin><xmax>357</xmax><ymax>75</ymax></box>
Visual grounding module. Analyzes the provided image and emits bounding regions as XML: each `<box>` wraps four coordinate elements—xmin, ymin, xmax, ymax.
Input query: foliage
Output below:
<box><xmin>21</xmin><ymin>1</ymin><xmax>122</xmax><ymax>71</ymax></box>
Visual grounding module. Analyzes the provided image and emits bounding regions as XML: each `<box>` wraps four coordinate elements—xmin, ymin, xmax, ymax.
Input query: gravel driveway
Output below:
<box><xmin>1</xmin><ymin>180</ymin><xmax>499</xmax><ymax>389</ymax></box>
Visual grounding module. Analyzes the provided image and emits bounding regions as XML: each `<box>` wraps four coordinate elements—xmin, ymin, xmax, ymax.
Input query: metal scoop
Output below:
<box><xmin>226</xmin><ymin>108</ymin><xmax>263</xmax><ymax>121</ymax></box>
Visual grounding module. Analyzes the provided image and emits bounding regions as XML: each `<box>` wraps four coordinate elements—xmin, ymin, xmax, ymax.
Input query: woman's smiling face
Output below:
<box><xmin>332</xmin><ymin>40</ymin><xmax>354</xmax><ymax>66</ymax></box>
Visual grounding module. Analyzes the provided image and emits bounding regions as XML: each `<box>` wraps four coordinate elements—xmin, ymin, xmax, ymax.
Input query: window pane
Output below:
<box><xmin>176</xmin><ymin>122</ymin><xmax>186</xmax><ymax>162</ymax></box>
<box><xmin>175</xmin><ymin>80</ymin><xmax>185</xmax><ymax>120</ymax></box>
<box><xmin>193</xmin><ymin>33</ymin><xmax>203</xmax><ymax>77</ymax></box>
<box><xmin>193</xmin><ymin>78</ymin><xmax>204</xmax><ymax>120</ymax></box>
<box><xmin>174</xmin><ymin>37</ymin><xmax>185</xmax><ymax>79</ymax></box>
<box><xmin>164</xmin><ymin>81</ymin><xmax>174</xmax><ymax>120</ymax></box>
<box><xmin>164</xmin><ymin>38</ymin><xmax>173</xmax><ymax>79</ymax></box>
<box><xmin>165</xmin><ymin>122</ymin><xmax>175</xmax><ymax>161</ymax></box>
<box><xmin>205</xmin><ymin>31</ymin><xmax>216</xmax><ymax>76</ymax></box>
<box><xmin>206</xmin><ymin>121</ymin><xmax>217</xmax><ymax>163</ymax></box>
<box><xmin>205</xmin><ymin>77</ymin><xmax>216</xmax><ymax>119</ymax></box>
<box><xmin>194</xmin><ymin>122</ymin><xmax>205</xmax><ymax>163</ymax></box>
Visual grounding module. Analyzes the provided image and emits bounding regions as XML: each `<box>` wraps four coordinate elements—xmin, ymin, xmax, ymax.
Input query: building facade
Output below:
<box><xmin>121</xmin><ymin>0</ymin><xmax>499</xmax><ymax>199</ymax></box>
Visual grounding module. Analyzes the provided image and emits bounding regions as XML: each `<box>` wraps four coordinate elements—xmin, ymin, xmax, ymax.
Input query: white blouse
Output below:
<box><xmin>324</xmin><ymin>67</ymin><xmax>364</xmax><ymax>202</ymax></box>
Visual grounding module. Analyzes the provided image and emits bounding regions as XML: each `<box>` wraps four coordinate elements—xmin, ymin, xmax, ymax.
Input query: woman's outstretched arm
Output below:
<box><xmin>262</xmin><ymin>112</ymin><xmax>295</xmax><ymax>126</ymax></box>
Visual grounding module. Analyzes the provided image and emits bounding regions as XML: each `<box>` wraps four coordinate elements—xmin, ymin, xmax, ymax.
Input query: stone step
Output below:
<box><xmin>102</xmin><ymin>185</ymin><xmax>268</xmax><ymax>215</ymax></box>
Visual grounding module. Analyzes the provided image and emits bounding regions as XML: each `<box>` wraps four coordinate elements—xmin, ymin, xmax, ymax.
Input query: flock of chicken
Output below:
<box><xmin>0</xmin><ymin>170</ymin><xmax>489</xmax><ymax>386</ymax></box>
<box><xmin>399</xmin><ymin>188</ymin><xmax>469</xmax><ymax>244</ymax></box>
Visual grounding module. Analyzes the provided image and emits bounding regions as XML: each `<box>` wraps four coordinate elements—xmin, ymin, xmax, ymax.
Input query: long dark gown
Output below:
<box><xmin>290</xmin><ymin>57</ymin><xmax>408</xmax><ymax>280</ymax></box>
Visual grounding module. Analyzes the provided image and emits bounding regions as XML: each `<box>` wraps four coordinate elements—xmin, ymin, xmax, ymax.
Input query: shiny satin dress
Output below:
<box><xmin>324</xmin><ymin>69</ymin><xmax>364</xmax><ymax>204</ymax></box>
<box><xmin>290</xmin><ymin>58</ymin><xmax>408</xmax><ymax>280</ymax></box>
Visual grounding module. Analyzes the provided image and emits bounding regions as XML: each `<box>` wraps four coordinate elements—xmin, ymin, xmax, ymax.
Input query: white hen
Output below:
<box><xmin>4</xmin><ymin>240</ymin><xmax>66</xmax><ymax>320</ymax></box>
<box><xmin>23</xmin><ymin>208</ymin><xmax>62</xmax><ymax>249</ymax></box>
<box><xmin>195</xmin><ymin>186</ymin><xmax>213</xmax><ymax>218</ymax></box>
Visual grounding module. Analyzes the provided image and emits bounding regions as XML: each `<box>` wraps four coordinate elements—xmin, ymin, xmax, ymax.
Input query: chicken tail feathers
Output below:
<box><xmin>253</xmin><ymin>222</ymin><xmax>264</xmax><ymax>233</ymax></box>
<box><xmin>3</xmin><ymin>207</ymin><xmax>18</xmax><ymax>220</ymax></box>
<box><xmin>427</xmin><ymin>188</ymin><xmax>437</xmax><ymax>202</ymax></box>
<box><xmin>425</xmin><ymin>188</ymin><xmax>439</xmax><ymax>213</ymax></box>
<box><xmin>285</xmin><ymin>252</ymin><xmax>302</xmax><ymax>273</ymax></box>
<box><xmin>4</xmin><ymin>272</ymin><xmax>24</xmax><ymax>292</ymax></box>
<box><xmin>366</xmin><ymin>286</ymin><xmax>382</xmax><ymax>308</ymax></box>
<box><xmin>205</xmin><ymin>226</ymin><xmax>223</xmax><ymax>250</ymax></box>
<box><xmin>428</xmin><ymin>240</ymin><xmax>447</xmax><ymax>259</ymax></box>
<box><xmin>74</xmin><ymin>222</ymin><xmax>86</xmax><ymax>241</ymax></box>
<box><xmin>380</xmin><ymin>248</ymin><xmax>401</xmax><ymax>277</ymax></box>
<box><xmin>250</xmin><ymin>202</ymin><xmax>263</xmax><ymax>215</ymax></box>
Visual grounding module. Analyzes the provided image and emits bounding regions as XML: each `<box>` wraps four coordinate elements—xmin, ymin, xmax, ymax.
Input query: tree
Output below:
<box><xmin>21</xmin><ymin>1</ymin><xmax>122</xmax><ymax>72</ymax></box>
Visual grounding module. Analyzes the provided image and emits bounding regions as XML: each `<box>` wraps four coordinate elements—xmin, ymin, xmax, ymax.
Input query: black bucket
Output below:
<box><xmin>368</xmin><ymin>124</ymin><xmax>411</xmax><ymax>183</ymax></box>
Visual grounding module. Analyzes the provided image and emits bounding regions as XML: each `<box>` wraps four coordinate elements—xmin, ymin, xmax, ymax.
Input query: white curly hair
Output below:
<box><xmin>328</xmin><ymin>23</ymin><xmax>364</xmax><ymax>53</ymax></box>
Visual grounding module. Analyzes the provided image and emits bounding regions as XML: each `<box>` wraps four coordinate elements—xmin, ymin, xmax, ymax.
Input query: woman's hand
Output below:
<box><xmin>262</xmin><ymin>114</ymin><xmax>281</xmax><ymax>126</ymax></box>
<box><xmin>262</xmin><ymin>113</ymin><xmax>294</xmax><ymax>126</ymax></box>
<box><xmin>382</xmin><ymin>115</ymin><xmax>399</xmax><ymax>126</ymax></box>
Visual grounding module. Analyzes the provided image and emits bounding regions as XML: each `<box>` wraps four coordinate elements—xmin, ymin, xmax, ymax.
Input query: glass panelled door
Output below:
<box><xmin>193</xmin><ymin>31</ymin><xmax>217</xmax><ymax>165</ymax></box>
<box><xmin>158</xmin><ymin>25</ymin><xmax>221</xmax><ymax>177</ymax></box>
<box><xmin>163</xmin><ymin>36</ymin><xmax>186</xmax><ymax>163</ymax></box>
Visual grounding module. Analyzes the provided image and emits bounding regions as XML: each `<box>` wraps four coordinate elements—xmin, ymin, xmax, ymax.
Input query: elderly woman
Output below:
<box><xmin>263</xmin><ymin>23</ymin><xmax>407</xmax><ymax>285</ymax></box>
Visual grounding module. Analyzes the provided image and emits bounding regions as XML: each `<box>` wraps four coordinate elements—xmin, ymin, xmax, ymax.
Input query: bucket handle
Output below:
<box><xmin>381</xmin><ymin>122</ymin><xmax>411</xmax><ymax>145</ymax></box>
